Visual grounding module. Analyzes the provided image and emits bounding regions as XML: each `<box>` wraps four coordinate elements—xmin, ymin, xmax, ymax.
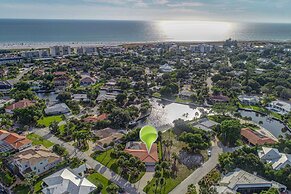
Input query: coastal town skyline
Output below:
<box><xmin>1</xmin><ymin>0</ymin><xmax>291</xmax><ymax>23</ymax></box>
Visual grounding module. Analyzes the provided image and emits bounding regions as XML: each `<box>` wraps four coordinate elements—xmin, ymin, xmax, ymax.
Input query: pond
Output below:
<box><xmin>238</xmin><ymin>109</ymin><xmax>290</xmax><ymax>138</ymax></box>
<box><xmin>138</xmin><ymin>98</ymin><xmax>209</xmax><ymax>131</ymax></box>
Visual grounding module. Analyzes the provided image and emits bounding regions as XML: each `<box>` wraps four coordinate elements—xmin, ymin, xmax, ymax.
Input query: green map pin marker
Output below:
<box><xmin>140</xmin><ymin>125</ymin><xmax>158</xmax><ymax>154</ymax></box>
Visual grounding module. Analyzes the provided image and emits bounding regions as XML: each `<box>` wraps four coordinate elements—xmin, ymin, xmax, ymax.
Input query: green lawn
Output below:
<box><xmin>26</xmin><ymin>133</ymin><xmax>54</xmax><ymax>148</ymax></box>
<box><xmin>93</xmin><ymin>149</ymin><xmax>145</xmax><ymax>183</ymax></box>
<box><xmin>37</xmin><ymin>115</ymin><xmax>63</xmax><ymax>127</ymax></box>
<box><xmin>93</xmin><ymin>149</ymin><xmax>118</xmax><ymax>173</ymax></box>
<box><xmin>152</xmin><ymin>92</ymin><xmax>161</xmax><ymax>98</ymax></box>
<box><xmin>144</xmin><ymin>130</ymin><xmax>196</xmax><ymax>194</ymax></box>
<box><xmin>33</xmin><ymin>181</ymin><xmax>43</xmax><ymax>194</ymax></box>
<box><xmin>87</xmin><ymin>172</ymin><xmax>111</xmax><ymax>194</ymax></box>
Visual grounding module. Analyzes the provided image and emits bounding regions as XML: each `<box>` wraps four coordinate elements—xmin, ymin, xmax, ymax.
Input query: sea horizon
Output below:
<box><xmin>1</xmin><ymin>19</ymin><xmax>291</xmax><ymax>49</ymax></box>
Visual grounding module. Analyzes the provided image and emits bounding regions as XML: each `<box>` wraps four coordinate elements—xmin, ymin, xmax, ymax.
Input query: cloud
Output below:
<box><xmin>166</xmin><ymin>2</ymin><xmax>204</xmax><ymax>8</ymax></box>
<box><xmin>153</xmin><ymin>0</ymin><xmax>169</xmax><ymax>5</ymax></box>
<box><xmin>84</xmin><ymin>0</ymin><xmax>147</xmax><ymax>7</ymax></box>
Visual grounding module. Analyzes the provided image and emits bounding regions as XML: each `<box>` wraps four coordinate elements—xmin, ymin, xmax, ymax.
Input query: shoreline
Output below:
<box><xmin>1</xmin><ymin>40</ymin><xmax>291</xmax><ymax>50</ymax></box>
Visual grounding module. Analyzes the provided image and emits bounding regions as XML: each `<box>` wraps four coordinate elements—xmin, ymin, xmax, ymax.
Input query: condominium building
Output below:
<box><xmin>50</xmin><ymin>46</ymin><xmax>71</xmax><ymax>57</ymax></box>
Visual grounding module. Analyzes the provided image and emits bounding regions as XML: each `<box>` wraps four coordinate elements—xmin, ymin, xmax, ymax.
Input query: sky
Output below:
<box><xmin>0</xmin><ymin>0</ymin><xmax>291</xmax><ymax>23</ymax></box>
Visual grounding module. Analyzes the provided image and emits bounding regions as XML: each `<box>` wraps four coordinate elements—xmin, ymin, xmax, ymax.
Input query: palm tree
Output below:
<box><xmin>159</xmin><ymin>177</ymin><xmax>165</xmax><ymax>192</ymax></box>
<box><xmin>24</xmin><ymin>172</ymin><xmax>39</xmax><ymax>193</ymax></box>
<box><xmin>49</xmin><ymin>121</ymin><xmax>59</xmax><ymax>134</ymax></box>
<box><xmin>155</xmin><ymin>177</ymin><xmax>160</xmax><ymax>194</ymax></box>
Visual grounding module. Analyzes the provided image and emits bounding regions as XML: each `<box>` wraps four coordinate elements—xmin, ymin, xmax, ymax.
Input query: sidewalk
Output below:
<box><xmin>32</xmin><ymin>128</ymin><xmax>144</xmax><ymax>194</ymax></box>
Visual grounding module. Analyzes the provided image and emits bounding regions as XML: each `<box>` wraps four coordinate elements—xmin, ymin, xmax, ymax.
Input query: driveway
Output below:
<box><xmin>169</xmin><ymin>140</ymin><xmax>223</xmax><ymax>194</ymax></box>
<box><xmin>32</xmin><ymin>128</ymin><xmax>144</xmax><ymax>194</ymax></box>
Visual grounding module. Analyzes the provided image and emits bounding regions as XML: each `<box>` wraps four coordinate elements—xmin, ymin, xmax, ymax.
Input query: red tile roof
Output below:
<box><xmin>125</xmin><ymin>143</ymin><xmax>158</xmax><ymax>163</ymax></box>
<box><xmin>241</xmin><ymin>128</ymin><xmax>277</xmax><ymax>145</ymax></box>
<box><xmin>5</xmin><ymin>99</ymin><xmax>34</xmax><ymax>111</ymax></box>
<box><xmin>83</xmin><ymin>114</ymin><xmax>108</xmax><ymax>123</ymax></box>
<box><xmin>0</xmin><ymin>130</ymin><xmax>32</xmax><ymax>149</ymax></box>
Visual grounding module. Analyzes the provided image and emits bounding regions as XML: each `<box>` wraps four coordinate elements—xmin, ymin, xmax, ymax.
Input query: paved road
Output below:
<box><xmin>169</xmin><ymin>140</ymin><xmax>223</xmax><ymax>194</ymax></box>
<box><xmin>7</xmin><ymin>67</ymin><xmax>32</xmax><ymax>85</ymax></box>
<box><xmin>33</xmin><ymin>128</ymin><xmax>144</xmax><ymax>194</ymax></box>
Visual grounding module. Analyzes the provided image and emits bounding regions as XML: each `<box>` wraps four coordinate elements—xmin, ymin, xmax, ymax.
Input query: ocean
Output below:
<box><xmin>0</xmin><ymin>19</ymin><xmax>291</xmax><ymax>47</ymax></box>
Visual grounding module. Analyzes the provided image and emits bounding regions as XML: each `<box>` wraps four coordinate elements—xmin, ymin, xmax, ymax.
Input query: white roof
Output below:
<box><xmin>272</xmin><ymin>153</ymin><xmax>291</xmax><ymax>170</ymax></box>
<box><xmin>270</xmin><ymin>100</ymin><xmax>291</xmax><ymax>112</ymax></box>
<box><xmin>42</xmin><ymin>168</ymin><xmax>96</xmax><ymax>194</ymax></box>
<box><xmin>259</xmin><ymin>147</ymin><xmax>291</xmax><ymax>170</ymax></box>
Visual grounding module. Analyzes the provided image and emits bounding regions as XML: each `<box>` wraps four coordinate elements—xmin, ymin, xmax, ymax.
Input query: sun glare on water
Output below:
<box><xmin>157</xmin><ymin>20</ymin><xmax>234</xmax><ymax>41</ymax></box>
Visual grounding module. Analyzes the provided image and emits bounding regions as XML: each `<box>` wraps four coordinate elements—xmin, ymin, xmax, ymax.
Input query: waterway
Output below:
<box><xmin>138</xmin><ymin>99</ymin><xmax>209</xmax><ymax>131</ymax></box>
<box><xmin>238</xmin><ymin>109</ymin><xmax>290</xmax><ymax>138</ymax></box>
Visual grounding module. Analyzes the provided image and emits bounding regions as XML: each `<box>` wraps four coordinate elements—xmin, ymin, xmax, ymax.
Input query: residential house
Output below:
<box><xmin>238</xmin><ymin>95</ymin><xmax>260</xmax><ymax>105</ymax></box>
<box><xmin>13</xmin><ymin>146</ymin><xmax>61</xmax><ymax>176</ymax></box>
<box><xmin>124</xmin><ymin>141</ymin><xmax>158</xmax><ymax>169</ymax></box>
<box><xmin>53</xmin><ymin>71</ymin><xmax>66</xmax><ymax>76</ymax></box>
<box><xmin>72</xmin><ymin>94</ymin><xmax>89</xmax><ymax>102</ymax></box>
<box><xmin>83</xmin><ymin>113</ymin><xmax>108</xmax><ymax>123</ymax></box>
<box><xmin>240</xmin><ymin>128</ymin><xmax>277</xmax><ymax>146</ymax></box>
<box><xmin>193</xmin><ymin>118</ymin><xmax>219</xmax><ymax>132</ymax></box>
<box><xmin>214</xmin><ymin>168</ymin><xmax>287</xmax><ymax>194</ymax></box>
<box><xmin>0</xmin><ymin>81</ymin><xmax>12</xmax><ymax>93</ymax></box>
<box><xmin>94</xmin><ymin>127</ymin><xmax>123</xmax><ymax>150</ymax></box>
<box><xmin>258</xmin><ymin>147</ymin><xmax>291</xmax><ymax>170</ymax></box>
<box><xmin>53</xmin><ymin>76</ymin><xmax>70</xmax><ymax>87</ymax></box>
<box><xmin>44</xmin><ymin>103</ymin><xmax>70</xmax><ymax>115</ymax></box>
<box><xmin>0</xmin><ymin>68</ymin><xmax>7</xmax><ymax>78</ymax></box>
<box><xmin>179</xmin><ymin>90</ymin><xmax>195</xmax><ymax>100</ymax></box>
<box><xmin>209</xmin><ymin>95</ymin><xmax>230</xmax><ymax>103</ymax></box>
<box><xmin>105</xmin><ymin>79</ymin><xmax>117</xmax><ymax>87</ymax></box>
<box><xmin>159</xmin><ymin>64</ymin><xmax>174</xmax><ymax>73</ymax></box>
<box><xmin>0</xmin><ymin>130</ymin><xmax>32</xmax><ymax>152</ymax></box>
<box><xmin>42</xmin><ymin>167</ymin><xmax>96</xmax><ymax>194</ymax></box>
<box><xmin>33</xmin><ymin>69</ymin><xmax>45</xmax><ymax>77</ymax></box>
<box><xmin>5</xmin><ymin>99</ymin><xmax>35</xmax><ymax>114</ymax></box>
<box><xmin>96</xmin><ymin>90</ymin><xmax>118</xmax><ymax>102</ymax></box>
<box><xmin>266</xmin><ymin>100</ymin><xmax>291</xmax><ymax>115</ymax></box>
<box><xmin>80</xmin><ymin>77</ymin><xmax>96</xmax><ymax>86</ymax></box>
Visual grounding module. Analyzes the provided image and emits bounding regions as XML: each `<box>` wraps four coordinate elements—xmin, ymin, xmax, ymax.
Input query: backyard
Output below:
<box><xmin>26</xmin><ymin>133</ymin><xmax>54</xmax><ymax>148</ymax></box>
<box><xmin>144</xmin><ymin>130</ymin><xmax>202</xmax><ymax>194</ymax></box>
<box><xmin>87</xmin><ymin>172</ymin><xmax>111</xmax><ymax>194</ymax></box>
<box><xmin>37</xmin><ymin>115</ymin><xmax>63</xmax><ymax>127</ymax></box>
<box><xmin>92</xmin><ymin>148</ymin><xmax>145</xmax><ymax>183</ymax></box>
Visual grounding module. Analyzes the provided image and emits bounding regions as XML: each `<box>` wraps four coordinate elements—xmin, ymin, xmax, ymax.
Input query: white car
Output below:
<box><xmin>208</xmin><ymin>150</ymin><xmax>212</xmax><ymax>157</ymax></box>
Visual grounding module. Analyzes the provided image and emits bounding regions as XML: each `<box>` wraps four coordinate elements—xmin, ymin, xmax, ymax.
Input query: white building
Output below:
<box><xmin>13</xmin><ymin>146</ymin><xmax>61</xmax><ymax>176</ymax></box>
<box><xmin>238</xmin><ymin>95</ymin><xmax>260</xmax><ymax>105</ymax></box>
<box><xmin>72</xmin><ymin>94</ymin><xmax>89</xmax><ymax>102</ymax></box>
<box><xmin>50</xmin><ymin>46</ymin><xmax>71</xmax><ymax>57</ymax></box>
<box><xmin>190</xmin><ymin>44</ymin><xmax>213</xmax><ymax>53</ymax></box>
<box><xmin>266</xmin><ymin>100</ymin><xmax>291</xmax><ymax>115</ymax></box>
<box><xmin>21</xmin><ymin>50</ymin><xmax>49</xmax><ymax>59</ymax></box>
<box><xmin>159</xmin><ymin>64</ymin><xmax>174</xmax><ymax>73</ymax></box>
<box><xmin>73</xmin><ymin>46</ymin><xmax>98</xmax><ymax>55</ymax></box>
<box><xmin>215</xmin><ymin>168</ymin><xmax>287</xmax><ymax>194</ymax></box>
<box><xmin>42</xmin><ymin>167</ymin><xmax>96</xmax><ymax>194</ymax></box>
<box><xmin>258</xmin><ymin>147</ymin><xmax>291</xmax><ymax>170</ymax></box>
